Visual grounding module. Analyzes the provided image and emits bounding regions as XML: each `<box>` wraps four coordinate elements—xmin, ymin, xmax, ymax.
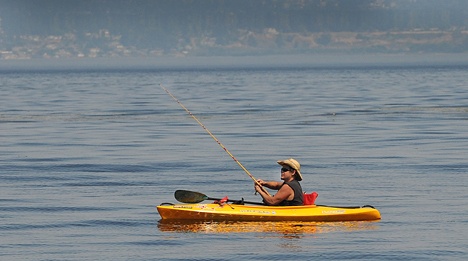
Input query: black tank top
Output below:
<box><xmin>279</xmin><ymin>180</ymin><xmax>304</xmax><ymax>206</ymax></box>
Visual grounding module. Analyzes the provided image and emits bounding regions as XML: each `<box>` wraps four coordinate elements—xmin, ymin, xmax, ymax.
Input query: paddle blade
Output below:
<box><xmin>174</xmin><ymin>190</ymin><xmax>208</xmax><ymax>203</ymax></box>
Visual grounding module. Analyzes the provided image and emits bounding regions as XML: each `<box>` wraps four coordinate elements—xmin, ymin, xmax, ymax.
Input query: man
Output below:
<box><xmin>254</xmin><ymin>158</ymin><xmax>304</xmax><ymax>206</ymax></box>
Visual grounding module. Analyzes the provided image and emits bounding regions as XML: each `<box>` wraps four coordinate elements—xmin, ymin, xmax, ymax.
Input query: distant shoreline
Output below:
<box><xmin>1</xmin><ymin>53</ymin><xmax>467</xmax><ymax>72</ymax></box>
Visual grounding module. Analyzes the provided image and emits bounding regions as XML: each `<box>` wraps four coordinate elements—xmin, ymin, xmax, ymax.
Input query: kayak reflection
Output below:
<box><xmin>157</xmin><ymin>220</ymin><xmax>379</xmax><ymax>235</ymax></box>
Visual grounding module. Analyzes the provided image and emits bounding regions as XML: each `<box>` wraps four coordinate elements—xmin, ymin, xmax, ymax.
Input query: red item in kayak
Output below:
<box><xmin>303</xmin><ymin>192</ymin><xmax>318</xmax><ymax>205</ymax></box>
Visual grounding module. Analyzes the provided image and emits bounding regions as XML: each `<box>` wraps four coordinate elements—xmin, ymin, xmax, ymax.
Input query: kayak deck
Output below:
<box><xmin>157</xmin><ymin>203</ymin><xmax>381</xmax><ymax>222</ymax></box>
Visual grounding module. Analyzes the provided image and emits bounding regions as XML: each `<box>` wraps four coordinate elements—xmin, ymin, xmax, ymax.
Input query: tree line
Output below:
<box><xmin>0</xmin><ymin>0</ymin><xmax>467</xmax><ymax>51</ymax></box>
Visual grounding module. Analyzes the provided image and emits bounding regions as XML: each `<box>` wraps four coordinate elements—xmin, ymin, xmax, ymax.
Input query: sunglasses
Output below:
<box><xmin>281</xmin><ymin>167</ymin><xmax>294</xmax><ymax>172</ymax></box>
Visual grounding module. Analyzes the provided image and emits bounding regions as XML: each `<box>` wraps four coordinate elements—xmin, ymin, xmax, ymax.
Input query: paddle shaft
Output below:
<box><xmin>205</xmin><ymin>196</ymin><xmax>265</xmax><ymax>206</ymax></box>
<box><xmin>161</xmin><ymin>84</ymin><xmax>271</xmax><ymax>196</ymax></box>
<box><xmin>175</xmin><ymin>190</ymin><xmax>265</xmax><ymax>205</ymax></box>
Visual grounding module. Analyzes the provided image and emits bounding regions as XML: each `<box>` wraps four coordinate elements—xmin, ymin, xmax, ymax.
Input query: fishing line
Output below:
<box><xmin>160</xmin><ymin>84</ymin><xmax>270</xmax><ymax>196</ymax></box>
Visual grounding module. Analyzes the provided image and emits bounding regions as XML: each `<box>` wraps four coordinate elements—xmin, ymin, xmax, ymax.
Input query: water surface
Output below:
<box><xmin>1</xmin><ymin>58</ymin><xmax>467</xmax><ymax>260</ymax></box>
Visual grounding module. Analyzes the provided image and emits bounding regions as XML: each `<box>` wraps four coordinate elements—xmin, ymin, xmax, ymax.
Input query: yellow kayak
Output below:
<box><xmin>157</xmin><ymin>203</ymin><xmax>381</xmax><ymax>222</ymax></box>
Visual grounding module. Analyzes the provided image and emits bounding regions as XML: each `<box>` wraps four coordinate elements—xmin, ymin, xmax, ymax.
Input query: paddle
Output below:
<box><xmin>175</xmin><ymin>190</ymin><xmax>265</xmax><ymax>205</ymax></box>
<box><xmin>174</xmin><ymin>190</ymin><xmax>373</xmax><ymax>209</ymax></box>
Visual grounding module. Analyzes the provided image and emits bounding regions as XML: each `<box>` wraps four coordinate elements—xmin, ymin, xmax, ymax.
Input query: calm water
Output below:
<box><xmin>1</xmin><ymin>56</ymin><xmax>467</xmax><ymax>260</ymax></box>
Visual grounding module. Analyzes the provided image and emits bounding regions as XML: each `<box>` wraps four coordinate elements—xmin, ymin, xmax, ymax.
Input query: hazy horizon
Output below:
<box><xmin>1</xmin><ymin>53</ymin><xmax>467</xmax><ymax>72</ymax></box>
<box><xmin>0</xmin><ymin>0</ymin><xmax>467</xmax><ymax>60</ymax></box>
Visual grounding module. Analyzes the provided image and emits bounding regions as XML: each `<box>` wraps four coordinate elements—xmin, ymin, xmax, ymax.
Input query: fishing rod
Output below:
<box><xmin>160</xmin><ymin>84</ymin><xmax>271</xmax><ymax>197</ymax></box>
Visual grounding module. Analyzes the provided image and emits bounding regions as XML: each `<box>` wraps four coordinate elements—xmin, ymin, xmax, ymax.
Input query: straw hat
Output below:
<box><xmin>277</xmin><ymin>158</ymin><xmax>302</xmax><ymax>181</ymax></box>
